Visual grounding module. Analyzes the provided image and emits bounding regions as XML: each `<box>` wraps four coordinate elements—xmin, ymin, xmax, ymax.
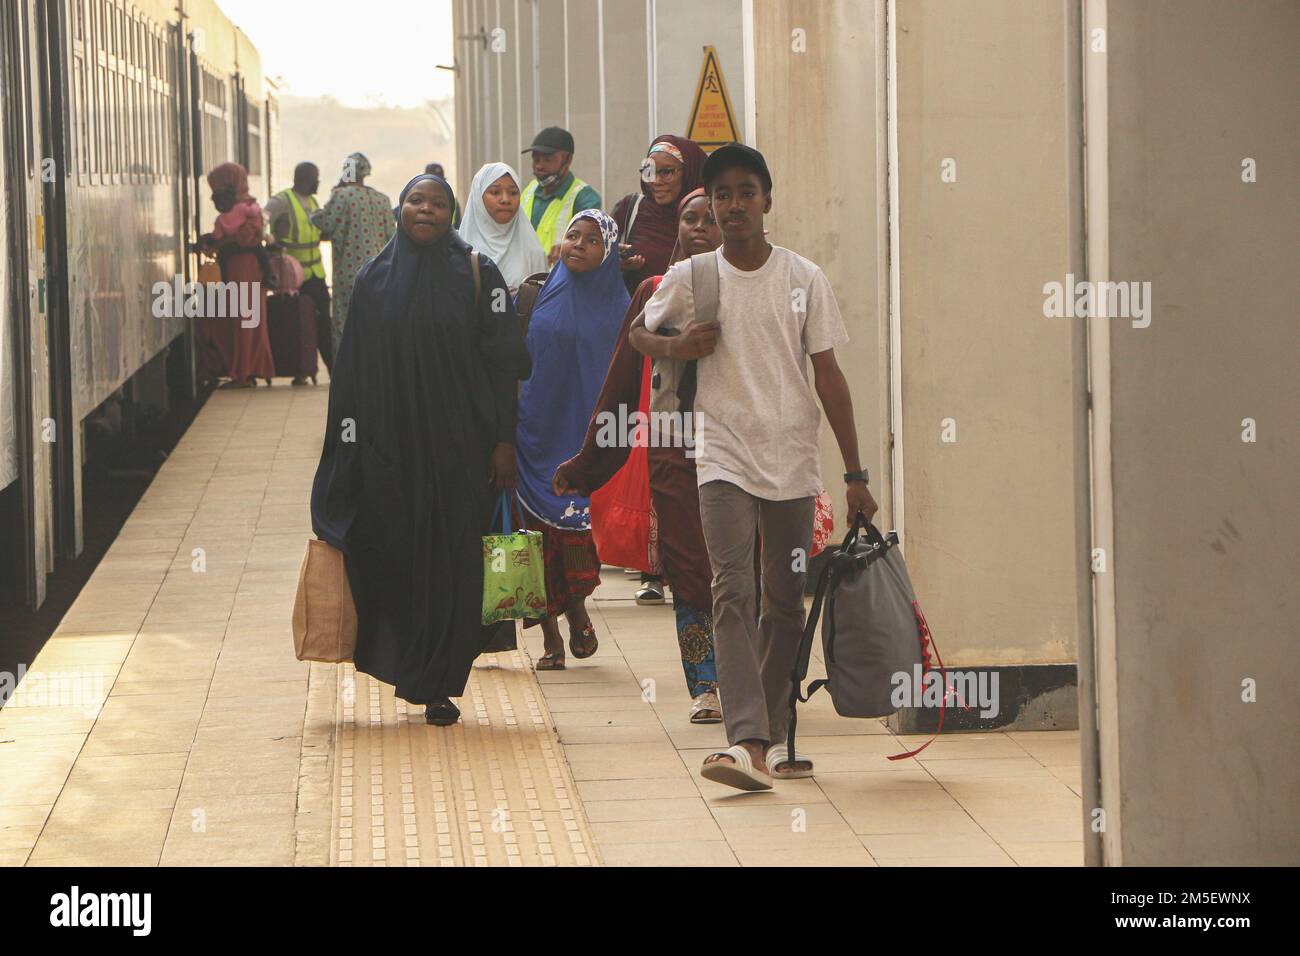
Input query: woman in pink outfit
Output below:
<box><xmin>196</xmin><ymin>162</ymin><xmax>276</xmax><ymax>388</ymax></box>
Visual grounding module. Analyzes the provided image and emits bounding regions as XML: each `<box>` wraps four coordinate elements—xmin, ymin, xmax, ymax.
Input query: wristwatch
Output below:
<box><xmin>843</xmin><ymin>469</ymin><xmax>870</xmax><ymax>485</ymax></box>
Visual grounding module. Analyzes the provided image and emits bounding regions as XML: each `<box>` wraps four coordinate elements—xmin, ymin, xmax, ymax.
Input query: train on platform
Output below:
<box><xmin>1</xmin><ymin>0</ymin><xmax>279</xmax><ymax>610</ymax></box>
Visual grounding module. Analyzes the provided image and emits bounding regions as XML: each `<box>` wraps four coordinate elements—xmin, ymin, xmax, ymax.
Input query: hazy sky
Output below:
<box><xmin>215</xmin><ymin>0</ymin><xmax>456</xmax><ymax>107</ymax></box>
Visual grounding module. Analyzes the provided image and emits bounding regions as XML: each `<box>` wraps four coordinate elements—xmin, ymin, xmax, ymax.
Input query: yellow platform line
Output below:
<box><xmin>328</xmin><ymin>648</ymin><xmax>598</xmax><ymax>867</ymax></box>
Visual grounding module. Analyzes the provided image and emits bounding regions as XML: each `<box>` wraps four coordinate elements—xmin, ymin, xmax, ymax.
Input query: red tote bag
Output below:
<box><xmin>590</xmin><ymin>356</ymin><xmax>658</xmax><ymax>573</ymax></box>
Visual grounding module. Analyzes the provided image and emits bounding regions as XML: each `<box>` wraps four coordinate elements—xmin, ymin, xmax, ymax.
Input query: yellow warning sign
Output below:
<box><xmin>686</xmin><ymin>46</ymin><xmax>740</xmax><ymax>152</ymax></box>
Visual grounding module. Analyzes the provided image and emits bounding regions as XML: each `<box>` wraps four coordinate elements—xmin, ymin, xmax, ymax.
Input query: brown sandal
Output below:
<box><xmin>568</xmin><ymin>620</ymin><xmax>598</xmax><ymax>660</ymax></box>
<box><xmin>535</xmin><ymin>652</ymin><xmax>566</xmax><ymax>671</ymax></box>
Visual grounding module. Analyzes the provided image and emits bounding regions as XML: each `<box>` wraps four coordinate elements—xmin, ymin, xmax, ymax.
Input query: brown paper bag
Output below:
<box><xmin>292</xmin><ymin>539</ymin><xmax>357</xmax><ymax>663</ymax></box>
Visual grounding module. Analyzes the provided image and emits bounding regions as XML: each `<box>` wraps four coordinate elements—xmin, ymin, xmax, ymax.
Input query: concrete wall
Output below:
<box><xmin>893</xmin><ymin>0</ymin><xmax>1090</xmax><ymax>668</ymax></box>
<box><xmin>453</xmin><ymin>0</ymin><xmax>746</xmax><ymax>209</ymax></box>
<box><xmin>654</xmin><ymin>0</ymin><xmax>747</xmax><ymax>139</ymax></box>
<box><xmin>1102</xmin><ymin>0</ymin><xmax>1300</xmax><ymax>865</ymax></box>
<box><xmin>750</xmin><ymin>1</ymin><xmax>890</xmax><ymax>539</ymax></box>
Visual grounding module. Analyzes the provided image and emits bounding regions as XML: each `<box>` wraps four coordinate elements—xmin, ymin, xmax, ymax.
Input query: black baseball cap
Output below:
<box><xmin>702</xmin><ymin>142</ymin><xmax>772</xmax><ymax>193</ymax></box>
<box><xmin>523</xmin><ymin>126</ymin><xmax>575</xmax><ymax>155</ymax></box>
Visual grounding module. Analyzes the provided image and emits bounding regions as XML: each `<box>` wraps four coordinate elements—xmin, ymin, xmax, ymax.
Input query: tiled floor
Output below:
<box><xmin>524</xmin><ymin>584</ymin><xmax>1084</xmax><ymax>867</ymax></box>
<box><xmin>0</xmin><ymin>383</ymin><xmax>1084</xmax><ymax>867</ymax></box>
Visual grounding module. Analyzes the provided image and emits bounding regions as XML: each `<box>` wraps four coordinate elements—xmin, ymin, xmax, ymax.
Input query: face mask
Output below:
<box><xmin>537</xmin><ymin>171</ymin><xmax>562</xmax><ymax>189</ymax></box>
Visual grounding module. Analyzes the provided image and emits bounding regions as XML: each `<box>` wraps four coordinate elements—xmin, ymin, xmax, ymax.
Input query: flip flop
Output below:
<box><xmin>535</xmin><ymin>652</ymin><xmax>566</xmax><ymax>671</ymax></box>
<box><xmin>568</xmin><ymin>620</ymin><xmax>598</xmax><ymax>660</ymax></box>
<box><xmin>690</xmin><ymin>691</ymin><xmax>723</xmax><ymax>724</ymax></box>
<box><xmin>700</xmin><ymin>745</ymin><xmax>773</xmax><ymax>792</ymax></box>
<box><xmin>765</xmin><ymin>743</ymin><xmax>814</xmax><ymax>779</ymax></box>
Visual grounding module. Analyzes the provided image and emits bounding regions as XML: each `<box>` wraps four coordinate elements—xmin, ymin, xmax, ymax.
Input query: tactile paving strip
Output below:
<box><xmin>330</xmin><ymin>650</ymin><xmax>596</xmax><ymax>867</ymax></box>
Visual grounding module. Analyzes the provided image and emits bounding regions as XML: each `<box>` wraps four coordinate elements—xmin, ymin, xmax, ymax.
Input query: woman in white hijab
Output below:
<box><xmin>457</xmin><ymin>162</ymin><xmax>549</xmax><ymax>291</ymax></box>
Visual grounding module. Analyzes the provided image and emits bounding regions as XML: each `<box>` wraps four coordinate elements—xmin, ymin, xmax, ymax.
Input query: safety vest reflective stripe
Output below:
<box><xmin>280</xmin><ymin>189</ymin><xmax>325</xmax><ymax>279</ymax></box>
<box><xmin>521</xmin><ymin>176</ymin><xmax>587</xmax><ymax>253</ymax></box>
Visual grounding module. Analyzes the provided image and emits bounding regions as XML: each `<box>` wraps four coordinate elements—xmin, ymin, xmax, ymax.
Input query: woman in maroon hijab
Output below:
<box><xmin>195</xmin><ymin>162</ymin><xmax>276</xmax><ymax>387</ymax></box>
<box><xmin>611</xmin><ymin>135</ymin><xmax>707</xmax><ymax>296</ymax></box>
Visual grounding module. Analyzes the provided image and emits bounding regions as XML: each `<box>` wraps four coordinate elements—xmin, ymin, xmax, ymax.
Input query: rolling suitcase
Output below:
<box><xmin>267</xmin><ymin>292</ymin><xmax>319</xmax><ymax>382</ymax></box>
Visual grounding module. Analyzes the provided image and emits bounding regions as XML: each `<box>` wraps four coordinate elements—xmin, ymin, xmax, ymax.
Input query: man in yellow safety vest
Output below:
<box><xmin>266</xmin><ymin>161</ymin><xmax>334</xmax><ymax>372</ymax></box>
<box><xmin>520</xmin><ymin>127</ymin><xmax>602</xmax><ymax>266</ymax></box>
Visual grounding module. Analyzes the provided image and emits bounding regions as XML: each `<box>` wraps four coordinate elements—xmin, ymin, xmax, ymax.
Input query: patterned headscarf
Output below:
<box><xmin>343</xmin><ymin>152</ymin><xmax>372</xmax><ymax>182</ymax></box>
<box><xmin>566</xmin><ymin>209</ymin><xmax>619</xmax><ymax>262</ymax></box>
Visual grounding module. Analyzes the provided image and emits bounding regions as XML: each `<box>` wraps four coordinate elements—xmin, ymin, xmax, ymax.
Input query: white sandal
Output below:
<box><xmin>765</xmin><ymin>743</ymin><xmax>814</xmax><ymax>779</ymax></box>
<box><xmin>689</xmin><ymin>691</ymin><xmax>723</xmax><ymax>724</ymax></box>
<box><xmin>700</xmin><ymin>745</ymin><xmax>773</xmax><ymax>792</ymax></box>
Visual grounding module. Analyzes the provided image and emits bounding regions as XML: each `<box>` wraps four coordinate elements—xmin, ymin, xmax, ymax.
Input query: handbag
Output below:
<box><xmin>197</xmin><ymin>260</ymin><xmax>223</xmax><ymax>286</ymax></box>
<box><xmin>267</xmin><ymin>249</ymin><xmax>304</xmax><ymax>294</ymax></box>
<box><xmin>513</xmin><ymin>271</ymin><xmax>550</xmax><ymax>334</ymax></box>
<box><xmin>590</xmin><ymin>356</ymin><xmax>657</xmax><ymax>573</ymax></box>
<box><xmin>482</xmin><ymin>490</ymin><xmax>547</xmax><ymax>624</ymax></box>
<box><xmin>291</xmin><ymin>539</ymin><xmax>358</xmax><ymax>663</ymax></box>
<box><xmin>788</xmin><ymin>516</ymin><xmax>948</xmax><ymax>762</ymax></box>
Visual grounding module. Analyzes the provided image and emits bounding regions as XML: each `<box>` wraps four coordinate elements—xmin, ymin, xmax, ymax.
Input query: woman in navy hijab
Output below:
<box><xmin>514</xmin><ymin>210</ymin><xmax>630</xmax><ymax>670</ymax></box>
<box><xmin>312</xmin><ymin>174</ymin><xmax>531</xmax><ymax>726</ymax></box>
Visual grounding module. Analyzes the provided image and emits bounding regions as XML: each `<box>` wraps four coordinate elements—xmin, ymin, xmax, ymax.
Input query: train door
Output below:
<box><xmin>37</xmin><ymin>0</ymin><xmax>79</xmax><ymax>562</ymax></box>
<box><xmin>1</xmin><ymin>0</ymin><xmax>55</xmax><ymax>609</ymax></box>
<box><xmin>172</xmin><ymin>17</ymin><xmax>198</xmax><ymax>399</ymax></box>
<box><xmin>265</xmin><ymin>94</ymin><xmax>279</xmax><ymax>195</ymax></box>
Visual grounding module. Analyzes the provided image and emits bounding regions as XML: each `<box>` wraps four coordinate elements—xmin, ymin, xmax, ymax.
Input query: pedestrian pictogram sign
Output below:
<box><xmin>686</xmin><ymin>46</ymin><xmax>740</xmax><ymax>152</ymax></box>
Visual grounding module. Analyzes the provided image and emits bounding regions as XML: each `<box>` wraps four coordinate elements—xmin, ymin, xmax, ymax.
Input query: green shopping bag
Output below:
<box><xmin>482</xmin><ymin>490</ymin><xmax>547</xmax><ymax>624</ymax></box>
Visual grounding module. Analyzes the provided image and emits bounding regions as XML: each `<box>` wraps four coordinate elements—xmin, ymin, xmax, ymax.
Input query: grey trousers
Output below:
<box><xmin>698</xmin><ymin>479</ymin><xmax>815</xmax><ymax>747</ymax></box>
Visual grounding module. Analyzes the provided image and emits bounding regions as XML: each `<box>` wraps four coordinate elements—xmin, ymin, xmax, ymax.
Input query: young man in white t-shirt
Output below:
<box><xmin>629</xmin><ymin>143</ymin><xmax>879</xmax><ymax>792</ymax></box>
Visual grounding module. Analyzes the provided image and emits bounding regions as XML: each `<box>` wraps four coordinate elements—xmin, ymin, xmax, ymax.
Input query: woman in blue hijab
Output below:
<box><xmin>311</xmin><ymin>174</ymin><xmax>531</xmax><ymax>726</ymax></box>
<box><xmin>515</xmin><ymin>210</ymin><xmax>630</xmax><ymax>669</ymax></box>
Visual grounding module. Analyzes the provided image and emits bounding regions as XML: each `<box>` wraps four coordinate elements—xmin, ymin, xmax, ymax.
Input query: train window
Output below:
<box><xmin>104</xmin><ymin>12</ymin><xmax>113</xmax><ymax>179</ymax></box>
<box><xmin>159</xmin><ymin>32</ymin><xmax>168</xmax><ymax>180</ymax></box>
<box><xmin>72</xmin><ymin>3</ymin><xmax>85</xmax><ymax>182</ymax></box>
<box><xmin>19</xmin><ymin>1</ymin><xmax>34</xmax><ymax>174</ymax></box>
<box><xmin>145</xmin><ymin>23</ymin><xmax>156</xmax><ymax>182</ymax></box>
<box><xmin>132</xmin><ymin>14</ymin><xmax>143</xmax><ymax>182</ymax></box>
<box><xmin>128</xmin><ymin>9</ymin><xmax>138</xmax><ymax>182</ymax></box>
<box><xmin>159</xmin><ymin>32</ymin><xmax>170</xmax><ymax>180</ymax></box>
<box><xmin>140</xmin><ymin>19</ymin><xmax>150</xmax><ymax>182</ymax></box>
<box><xmin>125</xmin><ymin>10</ymin><xmax>135</xmax><ymax>182</ymax></box>
<box><xmin>92</xmin><ymin>0</ymin><xmax>105</xmax><ymax>182</ymax></box>
<box><xmin>246</xmin><ymin>97</ymin><xmax>262</xmax><ymax>176</ymax></box>
<box><xmin>74</xmin><ymin>51</ymin><xmax>88</xmax><ymax>182</ymax></box>
<box><xmin>112</xmin><ymin>1</ymin><xmax>122</xmax><ymax>181</ymax></box>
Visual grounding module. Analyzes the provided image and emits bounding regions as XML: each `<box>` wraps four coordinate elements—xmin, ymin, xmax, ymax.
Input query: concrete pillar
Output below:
<box><xmin>890</xmin><ymin>0</ymin><xmax>1089</xmax><ymax>724</ymax></box>
<box><xmin>564</xmin><ymin>0</ymin><xmax>603</xmax><ymax>200</ymax></box>
<box><xmin>1100</xmin><ymin>0</ymin><xmax>1300</xmax><ymax>866</ymax></box>
<box><xmin>600</xmin><ymin>0</ymin><xmax>651</xmax><ymax>207</ymax></box>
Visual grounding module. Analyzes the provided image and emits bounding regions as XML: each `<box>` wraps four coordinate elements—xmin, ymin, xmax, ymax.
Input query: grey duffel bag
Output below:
<box><xmin>787</xmin><ymin>517</ymin><xmax>931</xmax><ymax>758</ymax></box>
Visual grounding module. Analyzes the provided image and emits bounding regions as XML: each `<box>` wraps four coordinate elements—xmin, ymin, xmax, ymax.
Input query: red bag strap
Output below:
<box><xmin>887</xmin><ymin>601</ymin><xmax>972</xmax><ymax>761</ymax></box>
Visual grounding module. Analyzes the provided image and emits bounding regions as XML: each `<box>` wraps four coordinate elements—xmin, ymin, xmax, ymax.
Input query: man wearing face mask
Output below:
<box><xmin>520</xmin><ymin>127</ymin><xmax>602</xmax><ymax>266</ymax></box>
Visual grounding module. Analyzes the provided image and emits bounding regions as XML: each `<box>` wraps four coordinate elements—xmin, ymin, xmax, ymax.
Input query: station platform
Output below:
<box><xmin>0</xmin><ymin>384</ymin><xmax>1084</xmax><ymax>867</ymax></box>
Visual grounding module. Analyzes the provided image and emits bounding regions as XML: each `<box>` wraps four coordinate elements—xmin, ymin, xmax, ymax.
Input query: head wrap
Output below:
<box><xmin>514</xmin><ymin>213</ymin><xmax>630</xmax><ymax>530</ymax></box>
<box><xmin>456</xmin><ymin>162</ymin><xmax>548</xmax><ymax>287</ymax></box>
<box><xmin>565</xmin><ymin>209</ymin><xmax>620</xmax><ymax>262</ymax></box>
<box><xmin>617</xmin><ymin>135</ymin><xmax>707</xmax><ymax>292</ymax></box>
<box><xmin>647</xmin><ymin>141</ymin><xmax>686</xmax><ymax>166</ymax></box>
<box><xmin>344</xmin><ymin>152</ymin><xmax>373</xmax><ymax>182</ymax></box>
<box><xmin>668</xmin><ymin>187</ymin><xmax>711</xmax><ymax>266</ymax></box>
<box><xmin>396</xmin><ymin>174</ymin><xmax>456</xmax><ymax>237</ymax></box>
<box><xmin>207</xmin><ymin>162</ymin><xmax>252</xmax><ymax>202</ymax></box>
